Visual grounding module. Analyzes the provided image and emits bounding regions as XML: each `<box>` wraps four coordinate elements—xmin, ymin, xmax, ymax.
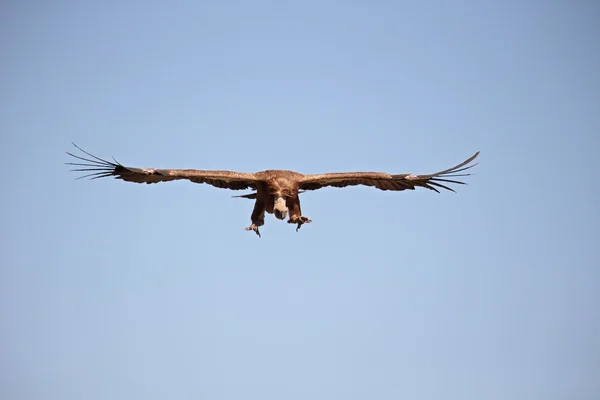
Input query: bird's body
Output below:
<box><xmin>66</xmin><ymin>143</ymin><xmax>479</xmax><ymax>237</ymax></box>
<box><xmin>234</xmin><ymin>170</ymin><xmax>310</xmax><ymax>235</ymax></box>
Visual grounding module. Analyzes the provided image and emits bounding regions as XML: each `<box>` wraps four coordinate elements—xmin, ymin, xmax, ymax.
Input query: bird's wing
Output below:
<box><xmin>298</xmin><ymin>152</ymin><xmax>480</xmax><ymax>193</ymax></box>
<box><xmin>66</xmin><ymin>143</ymin><xmax>260</xmax><ymax>191</ymax></box>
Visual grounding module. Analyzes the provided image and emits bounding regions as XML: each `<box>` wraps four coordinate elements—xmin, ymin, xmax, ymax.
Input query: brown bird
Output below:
<box><xmin>66</xmin><ymin>143</ymin><xmax>479</xmax><ymax>237</ymax></box>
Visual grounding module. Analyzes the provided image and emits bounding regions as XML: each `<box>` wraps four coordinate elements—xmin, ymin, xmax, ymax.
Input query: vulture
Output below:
<box><xmin>66</xmin><ymin>143</ymin><xmax>479</xmax><ymax>237</ymax></box>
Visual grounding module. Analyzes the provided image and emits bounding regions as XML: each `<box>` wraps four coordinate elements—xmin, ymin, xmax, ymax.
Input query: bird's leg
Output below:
<box><xmin>286</xmin><ymin>195</ymin><xmax>311</xmax><ymax>232</ymax></box>
<box><xmin>245</xmin><ymin>199</ymin><xmax>265</xmax><ymax>238</ymax></box>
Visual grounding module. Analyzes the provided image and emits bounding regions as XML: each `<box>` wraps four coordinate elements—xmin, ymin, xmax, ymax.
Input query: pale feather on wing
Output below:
<box><xmin>66</xmin><ymin>143</ymin><xmax>259</xmax><ymax>190</ymax></box>
<box><xmin>298</xmin><ymin>152</ymin><xmax>480</xmax><ymax>193</ymax></box>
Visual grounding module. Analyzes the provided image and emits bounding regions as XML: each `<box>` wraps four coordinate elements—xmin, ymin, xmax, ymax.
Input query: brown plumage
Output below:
<box><xmin>66</xmin><ymin>143</ymin><xmax>479</xmax><ymax>237</ymax></box>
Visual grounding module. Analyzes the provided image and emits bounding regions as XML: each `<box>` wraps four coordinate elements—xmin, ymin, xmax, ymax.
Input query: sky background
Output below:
<box><xmin>1</xmin><ymin>1</ymin><xmax>599</xmax><ymax>399</ymax></box>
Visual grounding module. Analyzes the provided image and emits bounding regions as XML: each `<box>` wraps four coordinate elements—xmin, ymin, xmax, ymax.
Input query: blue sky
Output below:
<box><xmin>1</xmin><ymin>1</ymin><xmax>599</xmax><ymax>399</ymax></box>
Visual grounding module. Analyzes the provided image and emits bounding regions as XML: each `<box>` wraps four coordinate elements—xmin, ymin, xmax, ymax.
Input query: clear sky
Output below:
<box><xmin>1</xmin><ymin>1</ymin><xmax>599</xmax><ymax>399</ymax></box>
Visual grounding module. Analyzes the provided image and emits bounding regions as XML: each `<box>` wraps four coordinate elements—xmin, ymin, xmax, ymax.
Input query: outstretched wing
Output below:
<box><xmin>299</xmin><ymin>152</ymin><xmax>479</xmax><ymax>193</ymax></box>
<box><xmin>66</xmin><ymin>143</ymin><xmax>260</xmax><ymax>191</ymax></box>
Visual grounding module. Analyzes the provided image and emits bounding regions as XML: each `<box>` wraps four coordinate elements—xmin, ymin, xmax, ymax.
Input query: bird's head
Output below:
<box><xmin>273</xmin><ymin>196</ymin><xmax>288</xmax><ymax>220</ymax></box>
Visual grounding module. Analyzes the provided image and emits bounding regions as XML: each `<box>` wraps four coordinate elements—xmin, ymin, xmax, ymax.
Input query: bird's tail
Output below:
<box><xmin>232</xmin><ymin>193</ymin><xmax>257</xmax><ymax>199</ymax></box>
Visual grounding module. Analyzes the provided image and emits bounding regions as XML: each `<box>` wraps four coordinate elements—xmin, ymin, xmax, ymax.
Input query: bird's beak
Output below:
<box><xmin>274</xmin><ymin>209</ymin><xmax>288</xmax><ymax>220</ymax></box>
<box><xmin>274</xmin><ymin>196</ymin><xmax>288</xmax><ymax>220</ymax></box>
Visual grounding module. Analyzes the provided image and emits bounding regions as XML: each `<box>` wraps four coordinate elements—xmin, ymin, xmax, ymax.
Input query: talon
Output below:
<box><xmin>290</xmin><ymin>216</ymin><xmax>311</xmax><ymax>232</ymax></box>
<box><xmin>245</xmin><ymin>224</ymin><xmax>261</xmax><ymax>238</ymax></box>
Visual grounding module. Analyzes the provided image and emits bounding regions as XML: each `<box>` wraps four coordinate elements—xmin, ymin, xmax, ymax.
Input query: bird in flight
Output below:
<box><xmin>66</xmin><ymin>143</ymin><xmax>479</xmax><ymax>237</ymax></box>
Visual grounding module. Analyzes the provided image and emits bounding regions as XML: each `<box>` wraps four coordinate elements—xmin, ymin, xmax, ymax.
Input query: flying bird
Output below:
<box><xmin>66</xmin><ymin>143</ymin><xmax>479</xmax><ymax>237</ymax></box>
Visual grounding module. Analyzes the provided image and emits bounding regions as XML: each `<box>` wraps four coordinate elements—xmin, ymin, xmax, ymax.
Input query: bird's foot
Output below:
<box><xmin>245</xmin><ymin>223</ymin><xmax>261</xmax><ymax>238</ymax></box>
<box><xmin>288</xmin><ymin>216</ymin><xmax>311</xmax><ymax>232</ymax></box>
